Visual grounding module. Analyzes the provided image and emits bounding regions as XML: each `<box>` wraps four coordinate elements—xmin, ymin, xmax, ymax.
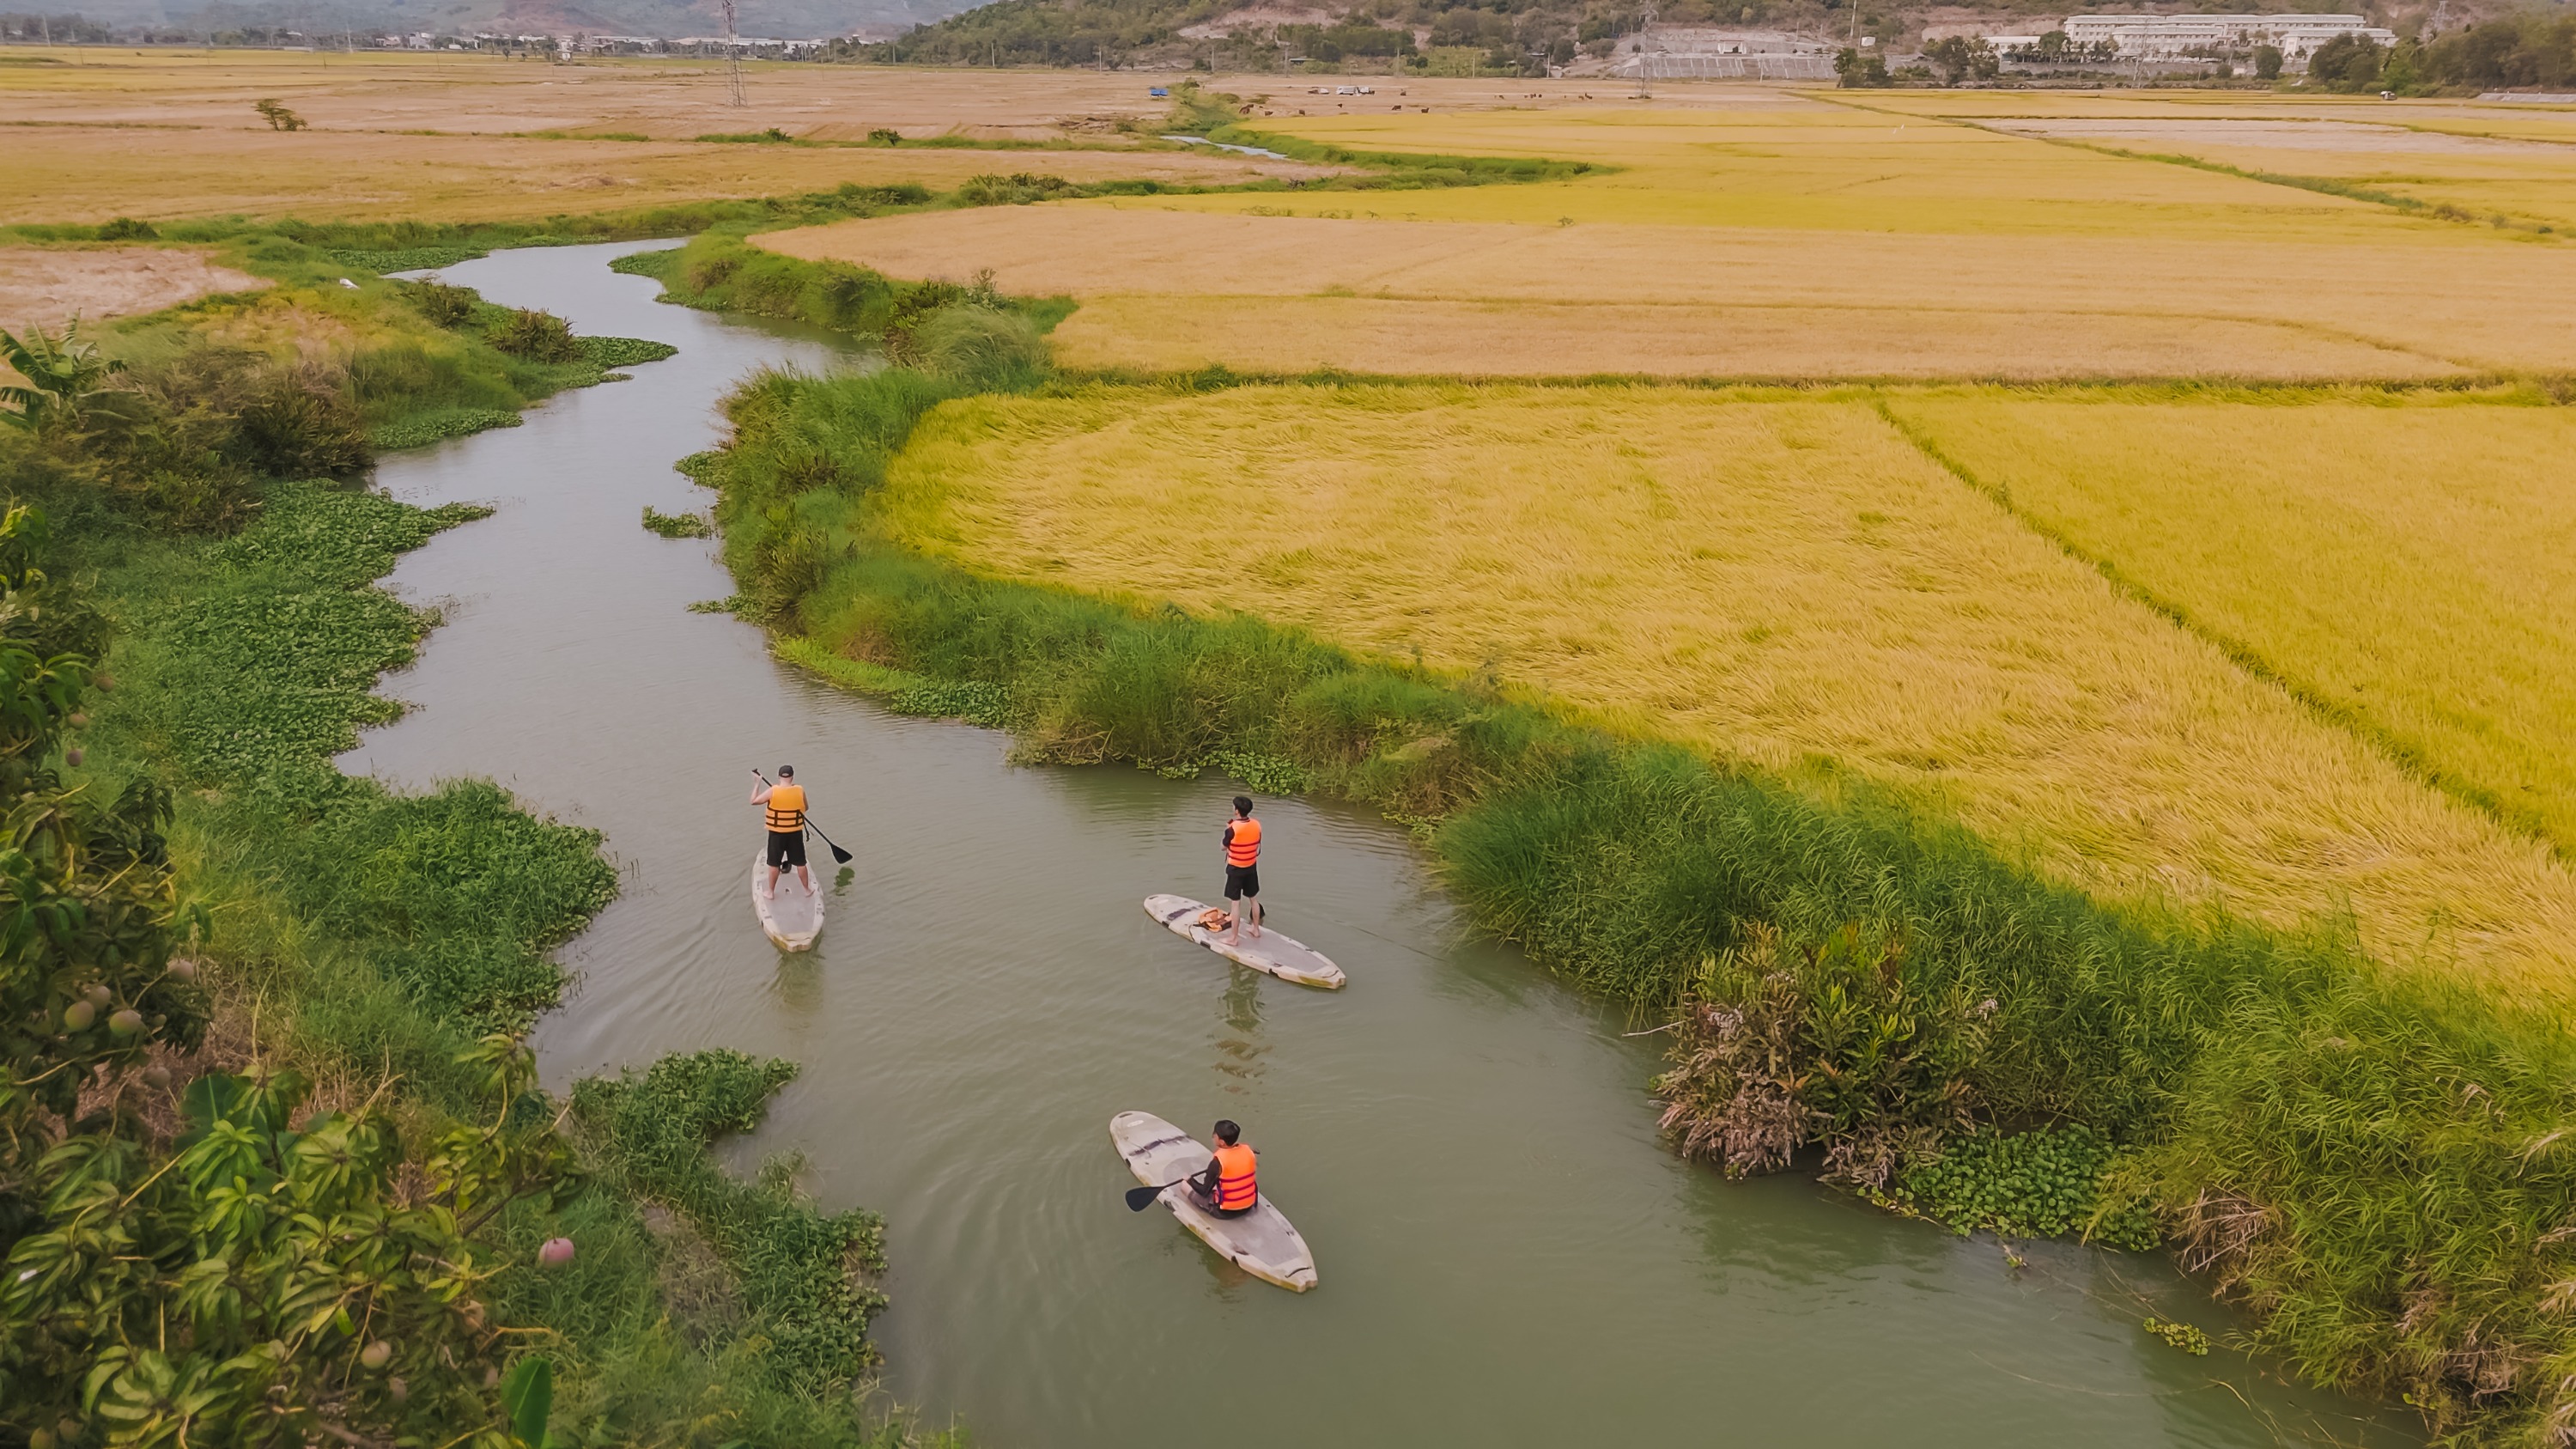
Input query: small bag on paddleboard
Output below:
<box><xmin>1197</xmin><ymin>907</ymin><xmax>1235</xmax><ymax>932</ymax></box>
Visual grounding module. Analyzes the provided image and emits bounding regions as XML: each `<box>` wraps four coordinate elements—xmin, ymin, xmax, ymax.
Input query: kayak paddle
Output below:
<box><xmin>1126</xmin><ymin>1179</ymin><xmax>1194</xmax><ymax>1211</ymax></box>
<box><xmin>753</xmin><ymin>770</ymin><xmax>855</xmax><ymax>866</ymax></box>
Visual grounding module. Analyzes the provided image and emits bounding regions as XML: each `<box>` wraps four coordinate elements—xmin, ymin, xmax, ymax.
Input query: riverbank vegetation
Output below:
<box><xmin>1</xmin><ymin>274</ymin><xmax>937</xmax><ymax>1444</ymax></box>
<box><xmin>700</xmin><ymin>357</ymin><xmax>2576</xmax><ymax>1443</ymax></box>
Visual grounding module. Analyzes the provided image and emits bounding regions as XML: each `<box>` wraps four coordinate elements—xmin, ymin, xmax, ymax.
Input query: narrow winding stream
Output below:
<box><xmin>339</xmin><ymin>241</ymin><xmax>2413</xmax><ymax>1449</ymax></box>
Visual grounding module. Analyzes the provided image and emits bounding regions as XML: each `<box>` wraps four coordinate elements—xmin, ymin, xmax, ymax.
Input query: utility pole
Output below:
<box><xmin>720</xmin><ymin>0</ymin><xmax>745</xmax><ymax>106</ymax></box>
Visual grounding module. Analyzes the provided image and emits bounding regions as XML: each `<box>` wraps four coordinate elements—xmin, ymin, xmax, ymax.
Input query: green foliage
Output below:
<box><xmin>576</xmin><ymin>336</ymin><xmax>679</xmax><ymax>370</ymax></box>
<box><xmin>0</xmin><ymin>320</ymin><xmax>125</xmax><ymax>437</ymax></box>
<box><xmin>251</xmin><ymin>96</ymin><xmax>304</xmax><ymax>131</ymax></box>
<box><xmin>2253</xmin><ymin>43</ymin><xmax>2284</xmax><ymax>80</ymax></box>
<box><xmin>4</xmin><ymin>1035</ymin><xmax>582</xmax><ymax>1449</ymax></box>
<box><xmin>332</xmin><ymin>245</ymin><xmax>489</xmax><ymax>273</ymax></box>
<box><xmin>573</xmin><ymin>1051</ymin><xmax>889</xmax><ymax>1396</ymax></box>
<box><xmin>2307</xmin><ymin>32</ymin><xmax>2385</xmax><ymax>89</ymax></box>
<box><xmin>867</xmin><ymin>127</ymin><xmax>902</xmax><ymax>146</ymax></box>
<box><xmin>885</xmin><ymin>677</ymin><xmax>1012</xmax><ymax>725</ymax></box>
<box><xmin>956</xmin><ymin>172</ymin><xmax>1078</xmax><ymax>206</ymax></box>
<box><xmin>489</xmin><ymin>308</ymin><xmax>582</xmax><ymax>364</ymax></box>
<box><xmin>1206</xmin><ymin>748</ymin><xmax>1306</xmax><ymax>795</ymax></box>
<box><xmin>906</xmin><ymin>307</ymin><xmax>1051</xmax><ymax>392</ymax></box>
<box><xmin>2415</xmin><ymin>13</ymin><xmax>2576</xmax><ymax>91</ymax></box>
<box><xmin>1921</xmin><ymin>34</ymin><xmax>1999</xmax><ymax>84</ymax></box>
<box><xmin>641</xmin><ymin>506</ymin><xmax>713</xmax><ymax>539</ymax></box>
<box><xmin>1835</xmin><ymin>46</ymin><xmax>1893</xmax><ymax>87</ymax></box>
<box><xmin>93</xmin><ymin>217</ymin><xmax>158</xmax><ymax>242</ymax></box>
<box><xmin>369</xmin><ymin>407</ymin><xmax>524</xmax><ymax>452</ymax></box>
<box><xmin>2147</xmin><ymin>1318</ymin><xmax>2213</xmax><ymax>1355</ymax></box>
<box><xmin>1892</xmin><ymin>1127</ymin><xmax>2158</xmax><ymax>1248</ymax></box>
<box><xmin>403</xmin><ymin>278</ymin><xmax>483</xmax><ymax>327</ymax></box>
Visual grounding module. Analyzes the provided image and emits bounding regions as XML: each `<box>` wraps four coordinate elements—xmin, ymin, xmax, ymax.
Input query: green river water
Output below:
<box><xmin>339</xmin><ymin>241</ymin><xmax>2415</xmax><ymax>1449</ymax></box>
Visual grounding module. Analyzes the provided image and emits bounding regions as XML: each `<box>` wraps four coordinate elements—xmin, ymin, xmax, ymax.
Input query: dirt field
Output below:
<box><xmin>762</xmin><ymin>94</ymin><xmax>2575</xmax><ymax>377</ymax></box>
<box><xmin>884</xmin><ymin>383</ymin><xmax>2576</xmax><ymax>995</ymax></box>
<box><xmin>0</xmin><ymin>51</ymin><xmax>1346</xmax><ymax>224</ymax></box>
<box><xmin>768</xmin><ymin>203</ymin><xmax>2531</xmax><ymax>377</ymax></box>
<box><xmin>0</xmin><ymin>49</ymin><xmax>1649</xmax><ymax>138</ymax></box>
<box><xmin>0</xmin><ymin>245</ymin><xmax>267</xmax><ymax>332</ymax></box>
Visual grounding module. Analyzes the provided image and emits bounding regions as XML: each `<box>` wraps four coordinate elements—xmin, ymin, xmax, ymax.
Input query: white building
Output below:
<box><xmin>2062</xmin><ymin>13</ymin><xmax>2395</xmax><ymax>59</ymax></box>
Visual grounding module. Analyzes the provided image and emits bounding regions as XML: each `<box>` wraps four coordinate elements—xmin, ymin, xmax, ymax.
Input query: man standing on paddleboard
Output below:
<box><xmin>751</xmin><ymin>765</ymin><xmax>815</xmax><ymax>899</ymax></box>
<box><xmin>1222</xmin><ymin>795</ymin><xmax>1263</xmax><ymax>946</ymax></box>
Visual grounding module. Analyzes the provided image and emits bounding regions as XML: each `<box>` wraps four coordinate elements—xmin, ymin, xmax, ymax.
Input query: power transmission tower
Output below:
<box><xmin>720</xmin><ymin>0</ymin><xmax>746</xmax><ymax>106</ymax></box>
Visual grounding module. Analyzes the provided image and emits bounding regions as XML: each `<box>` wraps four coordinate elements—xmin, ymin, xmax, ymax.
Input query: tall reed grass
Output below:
<box><xmin>707</xmin><ymin>362</ymin><xmax>2576</xmax><ymax>1444</ymax></box>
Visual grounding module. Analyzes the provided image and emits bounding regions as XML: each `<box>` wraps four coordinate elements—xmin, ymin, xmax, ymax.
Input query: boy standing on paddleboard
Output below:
<box><xmin>751</xmin><ymin>765</ymin><xmax>815</xmax><ymax>899</ymax></box>
<box><xmin>1222</xmin><ymin>795</ymin><xmax>1263</xmax><ymax>946</ymax></box>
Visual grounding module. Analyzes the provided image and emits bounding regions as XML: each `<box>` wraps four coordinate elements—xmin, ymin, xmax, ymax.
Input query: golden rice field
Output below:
<box><xmin>762</xmin><ymin>92</ymin><xmax>2576</xmax><ymax>378</ymax></box>
<box><xmin>878</xmin><ymin>383</ymin><xmax>2576</xmax><ymax>995</ymax></box>
<box><xmin>1884</xmin><ymin>392</ymin><xmax>2576</xmax><ymax>856</ymax></box>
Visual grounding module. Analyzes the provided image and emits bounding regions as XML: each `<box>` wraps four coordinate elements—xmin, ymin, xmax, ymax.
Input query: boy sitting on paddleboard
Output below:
<box><xmin>751</xmin><ymin>765</ymin><xmax>815</xmax><ymax>898</ymax></box>
<box><xmin>1188</xmin><ymin>1119</ymin><xmax>1258</xmax><ymax>1219</ymax></box>
<box><xmin>1222</xmin><ymin>795</ymin><xmax>1263</xmax><ymax>946</ymax></box>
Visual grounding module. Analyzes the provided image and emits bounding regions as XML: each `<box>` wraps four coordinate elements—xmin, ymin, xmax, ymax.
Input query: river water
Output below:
<box><xmin>342</xmin><ymin>241</ymin><xmax>2412</xmax><ymax>1449</ymax></box>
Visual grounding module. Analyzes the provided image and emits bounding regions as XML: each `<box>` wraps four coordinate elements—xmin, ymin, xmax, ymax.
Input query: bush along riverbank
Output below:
<box><xmin>697</xmin><ymin>359</ymin><xmax>2576</xmax><ymax>1445</ymax></box>
<box><xmin>3</xmin><ymin>287</ymin><xmax>933</xmax><ymax>1444</ymax></box>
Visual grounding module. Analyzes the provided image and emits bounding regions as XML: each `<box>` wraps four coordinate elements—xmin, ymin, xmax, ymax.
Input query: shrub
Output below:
<box><xmin>489</xmin><ymin>307</ymin><xmax>581</xmax><ymax>362</ymax></box>
<box><xmin>94</xmin><ymin>216</ymin><xmax>159</xmax><ymax>240</ymax></box>
<box><xmin>404</xmin><ymin>278</ymin><xmax>481</xmax><ymax>327</ymax></box>
<box><xmin>907</xmin><ymin>306</ymin><xmax>1050</xmax><ymax>391</ymax></box>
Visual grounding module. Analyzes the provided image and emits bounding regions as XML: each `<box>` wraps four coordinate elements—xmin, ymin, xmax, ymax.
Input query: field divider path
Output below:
<box><xmin>1868</xmin><ymin>393</ymin><xmax>2560</xmax><ymax>861</ymax></box>
<box><xmin>1817</xmin><ymin>91</ymin><xmax>2571</xmax><ymax>240</ymax></box>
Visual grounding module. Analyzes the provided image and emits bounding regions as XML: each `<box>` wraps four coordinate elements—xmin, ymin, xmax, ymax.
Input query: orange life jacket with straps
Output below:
<box><xmin>1212</xmin><ymin>1142</ymin><xmax>1258</xmax><ymax>1210</ymax></box>
<box><xmin>764</xmin><ymin>783</ymin><xmax>805</xmax><ymax>833</ymax></box>
<box><xmin>1224</xmin><ymin>817</ymin><xmax>1261</xmax><ymax>868</ymax></box>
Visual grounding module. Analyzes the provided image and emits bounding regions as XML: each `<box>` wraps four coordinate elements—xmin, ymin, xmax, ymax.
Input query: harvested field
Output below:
<box><xmin>0</xmin><ymin>51</ymin><xmax>1340</xmax><ymax>225</ymax></box>
<box><xmin>879</xmin><ymin>383</ymin><xmax>2576</xmax><ymax>994</ymax></box>
<box><xmin>767</xmin><ymin>204</ymin><xmax>2538</xmax><ymax>376</ymax></box>
<box><xmin>0</xmin><ymin>50</ymin><xmax>1642</xmax><ymax>140</ymax></box>
<box><xmin>0</xmin><ymin>244</ymin><xmax>266</xmax><ymax>332</ymax></box>
<box><xmin>1886</xmin><ymin>393</ymin><xmax>2576</xmax><ymax>856</ymax></box>
<box><xmin>1048</xmin><ymin>294</ymin><xmax>2460</xmax><ymax>381</ymax></box>
<box><xmin>0</xmin><ymin>125</ymin><xmax>1329</xmax><ymax>226</ymax></box>
<box><xmin>764</xmin><ymin>96</ymin><xmax>2576</xmax><ymax>376</ymax></box>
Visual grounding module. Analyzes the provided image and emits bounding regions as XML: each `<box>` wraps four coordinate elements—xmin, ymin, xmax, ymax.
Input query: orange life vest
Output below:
<box><xmin>1224</xmin><ymin>817</ymin><xmax>1261</xmax><ymax>868</ymax></box>
<box><xmin>764</xmin><ymin>783</ymin><xmax>805</xmax><ymax>832</ymax></box>
<box><xmin>1212</xmin><ymin>1142</ymin><xmax>1258</xmax><ymax>1210</ymax></box>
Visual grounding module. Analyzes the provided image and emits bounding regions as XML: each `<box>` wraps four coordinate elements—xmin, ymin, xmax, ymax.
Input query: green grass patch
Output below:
<box><xmin>642</xmin><ymin>505</ymin><xmax>713</xmax><ymax>539</ymax></box>
<box><xmin>579</xmin><ymin>335</ymin><xmax>680</xmax><ymax>369</ymax></box>
<box><xmin>573</xmin><ymin>1050</ymin><xmax>890</xmax><ymax>1394</ymax></box>
<box><xmin>368</xmin><ymin>405</ymin><xmax>524</xmax><ymax>451</ymax></box>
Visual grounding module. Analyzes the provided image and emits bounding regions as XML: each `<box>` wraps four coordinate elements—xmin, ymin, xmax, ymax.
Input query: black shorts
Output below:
<box><xmin>1224</xmin><ymin>863</ymin><xmax>1260</xmax><ymax>901</ymax></box>
<box><xmin>765</xmin><ymin>831</ymin><xmax>806</xmax><ymax>869</ymax></box>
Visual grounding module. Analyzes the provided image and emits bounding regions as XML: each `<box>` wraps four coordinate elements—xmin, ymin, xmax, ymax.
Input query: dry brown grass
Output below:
<box><xmin>766</xmin><ymin>203</ymin><xmax>2544</xmax><ymax>376</ymax></box>
<box><xmin>880</xmin><ymin>381</ymin><xmax>2576</xmax><ymax>995</ymax></box>
<box><xmin>762</xmin><ymin>94</ymin><xmax>2576</xmax><ymax>378</ymax></box>
<box><xmin>0</xmin><ymin>50</ymin><xmax>1336</xmax><ymax>225</ymax></box>
<box><xmin>1047</xmin><ymin>293</ymin><xmax>2463</xmax><ymax>380</ymax></box>
<box><xmin>0</xmin><ymin>244</ymin><xmax>266</xmax><ymax>332</ymax></box>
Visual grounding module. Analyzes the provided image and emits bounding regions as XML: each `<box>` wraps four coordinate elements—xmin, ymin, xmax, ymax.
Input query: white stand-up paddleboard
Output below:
<box><xmin>752</xmin><ymin>853</ymin><xmax>823</xmax><ymax>952</ymax></box>
<box><xmin>1110</xmin><ymin>1111</ymin><xmax>1317</xmax><ymax>1292</ymax></box>
<box><xmin>1144</xmin><ymin>894</ymin><xmax>1345</xmax><ymax>989</ymax></box>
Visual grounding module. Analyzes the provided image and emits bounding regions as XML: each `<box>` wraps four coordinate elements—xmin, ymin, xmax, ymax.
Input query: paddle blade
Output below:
<box><xmin>1125</xmin><ymin>1183</ymin><xmax>1170</xmax><ymax>1211</ymax></box>
<box><xmin>827</xmin><ymin>840</ymin><xmax>854</xmax><ymax>865</ymax></box>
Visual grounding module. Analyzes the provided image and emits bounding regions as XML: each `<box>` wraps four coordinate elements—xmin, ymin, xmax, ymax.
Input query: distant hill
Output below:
<box><xmin>30</xmin><ymin>0</ymin><xmax>966</xmax><ymax>40</ymax></box>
